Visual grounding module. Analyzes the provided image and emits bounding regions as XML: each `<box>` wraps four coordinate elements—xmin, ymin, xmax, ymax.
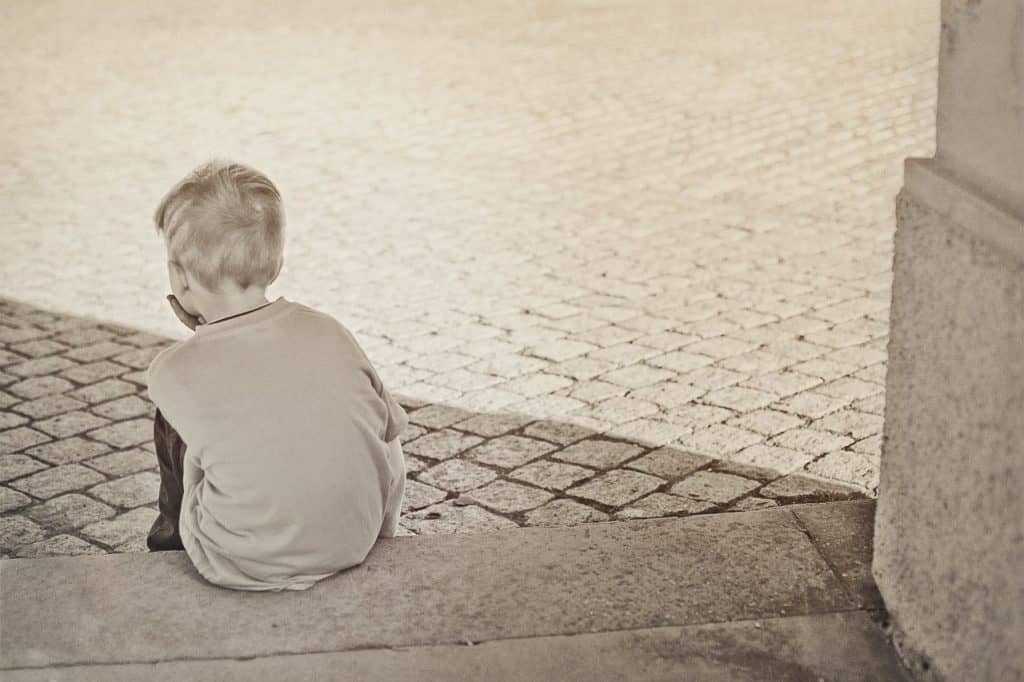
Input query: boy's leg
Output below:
<box><xmin>379</xmin><ymin>438</ymin><xmax>406</xmax><ymax>538</ymax></box>
<box><xmin>147</xmin><ymin>408</ymin><xmax>187</xmax><ymax>551</ymax></box>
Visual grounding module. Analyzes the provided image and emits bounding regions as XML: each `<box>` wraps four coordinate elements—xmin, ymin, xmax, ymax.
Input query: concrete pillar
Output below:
<box><xmin>874</xmin><ymin>1</ymin><xmax>1024</xmax><ymax>680</ymax></box>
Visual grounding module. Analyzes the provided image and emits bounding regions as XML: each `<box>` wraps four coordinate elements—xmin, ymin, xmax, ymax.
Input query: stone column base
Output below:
<box><xmin>874</xmin><ymin>158</ymin><xmax>1024</xmax><ymax>681</ymax></box>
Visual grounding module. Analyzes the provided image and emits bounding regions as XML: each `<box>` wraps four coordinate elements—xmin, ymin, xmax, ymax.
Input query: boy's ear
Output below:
<box><xmin>167</xmin><ymin>260</ymin><xmax>190</xmax><ymax>292</ymax></box>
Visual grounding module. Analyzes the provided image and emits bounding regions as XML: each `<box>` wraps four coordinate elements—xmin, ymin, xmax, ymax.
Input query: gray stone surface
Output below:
<box><xmin>3</xmin><ymin>612</ymin><xmax>909</xmax><ymax>682</ymax></box>
<box><xmin>1</xmin><ymin>507</ymin><xmax>855</xmax><ymax>669</ymax></box>
<box><xmin>793</xmin><ymin>500</ymin><xmax>882</xmax><ymax>609</ymax></box>
<box><xmin>876</xmin><ymin>178</ymin><xmax>1024</xmax><ymax>679</ymax></box>
<box><xmin>873</xmin><ymin>3</ymin><xmax>1023</xmax><ymax>676</ymax></box>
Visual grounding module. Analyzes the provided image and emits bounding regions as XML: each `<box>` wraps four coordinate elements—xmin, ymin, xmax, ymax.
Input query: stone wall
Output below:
<box><xmin>874</xmin><ymin>2</ymin><xmax>1024</xmax><ymax>678</ymax></box>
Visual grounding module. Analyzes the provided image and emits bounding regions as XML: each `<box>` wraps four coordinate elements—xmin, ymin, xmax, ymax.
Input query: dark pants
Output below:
<box><xmin>147</xmin><ymin>409</ymin><xmax>187</xmax><ymax>552</ymax></box>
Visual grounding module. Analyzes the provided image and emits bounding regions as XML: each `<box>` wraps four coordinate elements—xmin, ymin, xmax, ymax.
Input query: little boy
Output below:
<box><xmin>144</xmin><ymin>160</ymin><xmax>408</xmax><ymax>591</ymax></box>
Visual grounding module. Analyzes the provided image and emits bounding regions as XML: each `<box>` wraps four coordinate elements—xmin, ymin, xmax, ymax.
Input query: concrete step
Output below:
<box><xmin>1</xmin><ymin>500</ymin><xmax>908</xmax><ymax>681</ymax></box>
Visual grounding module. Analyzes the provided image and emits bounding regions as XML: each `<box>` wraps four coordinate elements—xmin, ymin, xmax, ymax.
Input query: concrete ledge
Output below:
<box><xmin>4</xmin><ymin>612</ymin><xmax>909</xmax><ymax>682</ymax></box>
<box><xmin>902</xmin><ymin>158</ymin><xmax>1024</xmax><ymax>260</ymax></box>
<box><xmin>2</xmin><ymin>502</ymin><xmax>897</xmax><ymax>679</ymax></box>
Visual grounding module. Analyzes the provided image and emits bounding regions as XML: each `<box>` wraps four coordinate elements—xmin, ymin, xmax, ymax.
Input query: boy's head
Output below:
<box><xmin>153</xmin><ymin>161</ymin><xmax>285</xmax><ymax>314</ymax></box>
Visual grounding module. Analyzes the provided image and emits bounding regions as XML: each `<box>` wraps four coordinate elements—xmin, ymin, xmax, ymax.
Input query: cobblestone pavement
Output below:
<box><xmin>1</xmin><ymin>0</ymin><xmax>938</xmax><ymax>556</ymax></box>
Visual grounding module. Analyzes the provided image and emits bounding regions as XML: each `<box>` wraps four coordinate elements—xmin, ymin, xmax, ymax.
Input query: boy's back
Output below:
<box><xmin>147</xmin><ymin>297</ymin><xmax>408</xmax><ymax>591</ymax></box>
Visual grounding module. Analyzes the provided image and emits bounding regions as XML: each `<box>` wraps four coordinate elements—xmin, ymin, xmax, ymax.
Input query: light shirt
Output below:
<box><xmin>146</xmin><ymin>296</ymin><xmax>408</xmax><ymax>591</ymax></box>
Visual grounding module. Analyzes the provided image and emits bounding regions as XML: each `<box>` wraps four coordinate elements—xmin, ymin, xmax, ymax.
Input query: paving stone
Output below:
<box><xmin>90</xmin><ymin>395</ymin><xmax>152</xmax><ymax>421</ymax></box>
<box><xmin>0</xmin><ymin>326</ymin><xmax>48</xmax><ymax>345</ymax></box>
<box><xmin>527</xmin><ymin>339</ymin><xmax>597</xmax><ymax>362</ymax></box>
<box><xmin>63</xmin><ymin>341</ymin><xmax>134</xmax><ymax>363</ymax></box>
<box><xmin>418</xmin><ymin>459</ymin><xmax>498</xmax><ymax>493</ymax></box>
<box><xmin>628</xmin><ymin>382</ymin><xmax>706</xmax><ymax>408</ymax></box>
<box><xmin>685</xmin><ymin>336</ymin><xmax>758</xmax><ymax>359</ymax></box>
<box><xmin>84</xmin><ymin>448</ymin><xmax>155</xmax><ymax>476</ymax></box>
<box><xmin>0</xmin><ymin>486</ymin><xmax>33</xmax><ymax>512</ymax></box>
<box><xmin>463</xmin><ymin>480</ymin><xmax>554</xmax><ymax>513</ymax></box>
<box><xmin>0</xmin><ymin>411</ymin><xmax>29</xmax><ymax>430</ymax></box>
<box><xmin>718</xmin><ymin>350</ymin><xmax>792</xmax><ymax>374</ymax></box>
<box><xmin>80</xmin><ymin>508</ymin><xmax>155</xmax><ymax>547</ymax></box>
<box><xmin>0</xmin><ymin>426</ymin><xmax>52</xmax><ymax>453</ymax></box>
<box><xmin>624</xmin><ymin>447</ymin><xmax>711</xmax><ymax>480</ymax></box>
<box><xmin>401</xmin><ymin>479</ymin><xmax>449</xmax><ymax>512</ymax></box>
<box><xmin>0</xmin><ymin>390</ymin><xmax>18</xmax><ymax>408</ymax></box>
<box><xmin>633</xmin><ymin>331</ymin><xmax>700</xmax><ymax>351</ymax></box>
<box><xmin>669</xmin><ymin>471</ymin><xmax>760</xmax><ymax>505</ymax></box>
<box><xmin>726</xmin><ymin>409</ymin><xmax>805</xmax><ymax>436</ymax></box>
<box><xmin>663</xmin><ymin>404</ymin><xmax>735</xmax><ymax>430</ymax></box>
<box><xmin>851</xmin><ymin>393</ymin><xmax>886</xmax><ymax>416</ymax></box>
<box><xmin>120</xmin><ymin>370</ymin><xmax>149</xmax><ymax>386</ymax></box>
<box><xmin>402</xmin><ymin>500</ymin><xmax>518</xmax><ymax>535</ymax></box>
<box><xmin>408</xmin><ymin>404</ymin><xmax>472</xmax><ymax>430</ymax></box>
<box><xmin>553</xmin><ymin>439</ymin><xmax>644</xmax><ymax>470</ymax></box>
<box><xmin>0</xmin><ymin>516</ymin><xmax>46</xmax><ymax>550</ymax></box>
<box><xmin>512</xmin><ymin>394</ymin><xmax>586</xmax><ymax>418</ymax></box>
<box><xmin>86</xmin><ymin>418</ymin><xmax>155</xmax><ymax>448</ymax></box>
<box><xmin>111</xmin><ymin>345</ymin><xmax>165</xmax><ymax>369</ymax></box>
<box><xmin>728</xmin><ymin>496</ymin><xmax>780</xmax><ymax>512</ymax></box>
<box><xmin>563</xmin><ymin>379</ymin><xmax>628</xmax><ymax>403</ymax></box>
<box><xmin>59</xmin><ymin>360</ymin><xmax>127</xmax><ymax>385</ymax></box>
<box><xmin>816</xmin><ymin>377</ymin><xmax>883</xmax><ymax>401</ymax></box>
<box><xmin>449</xmin><ymin>388</ymin><xmax>523</xmax><ymax>412</ymax></box>
<box><xmin>522</xmin><ymin>420</ymin><xmax>595</xmax><ymax>445</ymax></box>
<box><xmin>523</xmin><ymin>498</ymin><xmax>610</xmax><ymax>527</ymax></box>
<box><xmin>617</xmin><ymin>492</ymin><xmax>716</xmax><ymax>519</ymax></box>
<box><xmin>467</xmin><ymin>435</ymin><xmax>556</xmax><ymax>469</ymax></box>
<box><xmin>599</xmin><ymin>364</ymin><xmax>675</xmax><ymax>389</ymax></box>
<box><xmin>773</xmin><ymin>391</ymin><xmax>850</xmax><ymax>419</ymax></box>
<box><xmin>34</xmin><ymin>410</ymin><xmax>111</xmax><ymax>439</ymax></box>
<box><xmin>702</xmin><ymin>386</ymin><xmax>776</xmax><ymax>412</ymax></box>
<box><xmin>25</xmin><ymin>437</ymin><xmax>111</xmax><ymax>465</ymax></box>
<box><xmin>546</xmin><ymin>357</ymin><xmax>619</xmax><ymax>381</ymax></box>
<box><xmin>810</xmin><ymin>410</ymin><xmax>884</xmax><ymax>440</ymax></box>
<box><xmin>87</xmin><ymin>472</ymin><xmax>160</xmax><ymax>508</ymax></box>
<box><xmin>6</xmin><ymin>356</ymin><xmax>77</xmax><ymax>378</ymax></box>
<box><xmin>577</xmin><ymin>396</ymin><xmax>660</xmax><ymax>425</ymax></box>
<box><xmin>52</xmin><ymin>327</ymin><xmax>115</xmax><ymax>346</ymax></box>
<box><xmin>722</xmin><ymin>444</ymin><xmax>815</xmax><ymax>476</ymax></box>
<box><xmin>770</xmin><ymin>428</ymin><xmax>854</xmax><ymax>456</ymax></box>
<box><xmin>404</xmin><ymin>429</ymin><xmax>483</xmax><ymax>461</ymax></box>
<box><xmin>24</xmin><ymin>493</ymin><xmax>116</xmax><ymax>531</ymax></box>
<box><xmin>850</xmin><ymin>434</ymin><xmax>882</xmax><ymax>457</ymax></box>
<box><xmin>789</xmin><ymin>358</ymin><xmax>859</xmax><ymax>381</ymax></box>
<box><xmin>9</xmin><ymin>339</ymin><xmax>67</xmax><ymax>358</ymax></box>
<box><xmin>501</xmin><ymin>373</ymin><xmax>574</xmax><ymax>397</ymax></box>
<box><xmin>66</xmin><ymin>378</ymin><xmax>138</xmax><ymax>404</ymax></box>
<box><xmin>604</xmin><ymin>419</ymin><xmax>693</xmax><ymax>447</ymax></box>
<box><xmin>647</xmin><ymin>351</ymin><xmax>715</xmax><ymax>373</ymax></box>
<box><xmin>8</xmin><ymin>463</ymin><xmax>106</xmax><ymax>499</ymax></box>
<box><xmin>807</xmin><ymin>451</ymin><xmax>879</xmax><ymax>492</ymax></box>
<box><xmin>673</xmin><ymin>424</ymin><xmax>763</xmax><ymax>457</ymax></box>
<box><xmin>453</xmin><ymin>412</ymin><xmax>533</xmax><ymax>438</ymax></box>
<box><xmin>508</xmin><ymin>460</ymin><xmax>596</xmax><ymax>491</ymax></box>
<box><xmin>760</xmin><ymin>473</ymin><xmax>862</xmax><ymax>503</ymax></box>
<box><xmin>402</xmin><ymin>454</ymin><xmax>427</xmax><ymax>474</ymax></box>
<box><xmin>11</xmin><ymin>394</ymin><xmax>88</xmax><ymax>420</ymax></box>
<box><xmin>567</xmin><ymin>469</ymin><xmax>664</xmax><ymax>507</ymax></box>
<box><xmin>467</xmin><ymin>354</ymin><xmax>548</xmax><ymax>379</ymax></box>
<box><xmin>676</xmin><ymin>366</ymin><xmax>750</xmax><ymax>390</ymax></box>
<box><xmin>400</xmin><ymin>424</ymin><xmax>428</xmax><ymax>443</ymax></box>
<box><xmin>15</xmin><ymin>534</ymin><xmax>105</xmax><ymax>558</ymax></box>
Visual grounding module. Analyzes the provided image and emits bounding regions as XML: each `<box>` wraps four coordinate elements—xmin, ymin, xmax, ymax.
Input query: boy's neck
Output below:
<box><xmin>199</xmin><ymin>289</ymin><xmax>271</xmax><ymax>324</ymax></box>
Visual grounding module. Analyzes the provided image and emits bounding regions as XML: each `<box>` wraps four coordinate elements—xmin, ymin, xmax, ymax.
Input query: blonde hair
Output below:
<box><xmin>153</xmin><ymin>160</ymin><xmax>285</xmax><ymax>292</ymax></box>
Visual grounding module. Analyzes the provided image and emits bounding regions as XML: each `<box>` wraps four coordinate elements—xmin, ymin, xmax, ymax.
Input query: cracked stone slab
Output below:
<box><xmin>2</xmin><ymin>612</ymin><xmax>909</xmax><ymax>681</ymax></box>
<box><xmin>0</xmin><ymin>506</ymin><xmax>859</xmax><ymax>668</ymax></box>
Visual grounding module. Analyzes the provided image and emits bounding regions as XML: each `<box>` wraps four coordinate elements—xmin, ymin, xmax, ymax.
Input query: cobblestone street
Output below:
<box><xmin>1</xmin><ymin>0</ymin><xmax>938</xmax><ymax>557</ymax></box>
